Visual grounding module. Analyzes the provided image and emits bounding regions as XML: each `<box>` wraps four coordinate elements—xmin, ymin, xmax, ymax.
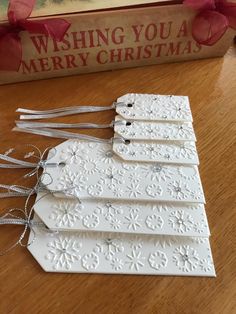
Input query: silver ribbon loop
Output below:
<box><xmin>16</xmin><ymin>102</ymin><xmax>126</xmax><ymax>120</ymax></box>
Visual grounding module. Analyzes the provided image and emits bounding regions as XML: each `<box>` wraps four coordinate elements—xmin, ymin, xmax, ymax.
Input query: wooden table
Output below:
<box><xmin>0</xmin><ymin>46</ymin><xmax>235</xmax><ymax>314</ymax></box>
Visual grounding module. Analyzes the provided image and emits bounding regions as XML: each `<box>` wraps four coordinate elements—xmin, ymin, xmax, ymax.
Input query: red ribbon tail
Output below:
<box><xmin>0</xmin><ymin>32</ymin><xmax>22</xmax><ymax>71</ymax></box>
<box><xmin>191</xmin><ymin>10</ymin><xmax>229</xmax><ymax>46</ymax></box>
<box><xmin>21</xmin><ymin>18</ymin><xmax>70</xmax><ymax>42</ymax></box>
<box><xmin>218</xmin><ymin>1</ymin><xmax>236</xmax><ymax>29</ymax></box>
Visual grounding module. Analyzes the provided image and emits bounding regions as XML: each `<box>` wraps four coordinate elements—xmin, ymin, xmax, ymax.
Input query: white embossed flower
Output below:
<box><xmin>82</xmin><ymin>213</ymin><xmax>99</xmax><ymax>229</ymax></box>
<box><xmin>57</xmin><ymin>171</ymin><xmax>87</xmax><ymax>196</ymax></box>
<box><xmin>138</xmin><ymin>105</ymin><xmax>160</xmax><ymax>119</ymax></box>
<box><xmin>128</xmin><ymin>235</ymin><xmax>143</xmax><ymax>250</ymax></box>
<box><xmin>50</xmin><ymin>201</ymin><xmax>83</xmax><ymax>228</ymax></box>
<box><xmin>140</xmin><ymin>123</ymin><xmax>160</xmax><ymax>138</ymax></box>
<box><xmin>148</xmin><ymin>251</ymin><xmax>168</xmax><ymax>270</ymax></box>
<box><xmin>172</xmin><ymin>123</ymin><xmax>194</xmax><ymax>139</ymax></box>
<box><xmin>87</xmin><ymin>184</ymin><xmax>103</xmax><ymax>197</ymax></box>
<box><xmin>154</xmin><ymin>235</ymin><xmax>178</xmax><ymax>248</ymax></box>
<box><xmin>199</xmin><ymin>258</ymin><xmax>213</xmax><ymax>272</ymax></box>
<box><xmin>193</xmin><ymin>222</ymin><xmax>206</xmax><ymax>234</ymax></box>
<box><xmin>145</xmin><ymin>214</ymin><xmax>164</xmax><ymax>230</ymax></box>
<box><xmin>60</xmin><ymin>143</ymin><xmax>83</xmax><ymax>164</ymax></box>
<box><xmin>96</xmin><ymin>148</ymin><xmax>114</xmax><ymax>164</ymax></box>
<box><xmin>165</xmin><ymin>100</ymin><xmax>191</xmax><ymax>120</ymax></box>
<box><xmin>115</xmin><ymin>144</ymin><xmax>129</xmax><ymax>155</ymax></box>
<box><xmin>173</xmin><ymin>245</ymin><xmax>199</xmax><ymax>272</ymax></box>
<box><xmin>167</xmin><ymin>180</ymin><xmax>190</xmax><ymax>200</ymax></box>
<box><xmin>190</xmin><ymin>187</ymin><xmax>203</xmax><ymax>200</ymax></box>
<box><xmin>124</xmin><ymin>213</ymin><xmax>142</xmax><ymax>231</ymax></box>
<box><xmin>126</xmin><ymin>250</ymin><xmax>145</xmax><ymax>271</ymax></box>
<box><xmin>168</xmin><ymin>210</ymin><xmax>194</xmax><ymax>233</ymax></box>
<box><xmin>142</xmin><ymin>144</ymin><xmax>160</xmax><ymax>158</ymax></box>
<box><xmin>141</xmin><ymin>164</ymin><xmax>173</xmax><ymax>182</ymax></box>
<box><xmin>110</xmin><ymin>257</ymin><xmax>124</xmax><ymax>271</ymax></box>
<box><xmin>80</xmin><ymin>158</ymin><xmax>99</xmax><ymax>174</ymax></box>
<box><xmin>81</xmin><ymin>252</ymin><xmax>99</xmax><ymax>271</ymax></box>
<box><xmin>99</xmin><ymin>166</ymin><xmax>124</xmax><ymax>188</ymax></box>
<box><xmin>146</xmin><ymin>184</ymin><xmax>163</xmax><ymax>198</ymax></box>
<box><xmin>110</xmin><ymin>218</ymin><xmax>122</xmax><ymax>230</ymax></box>
<box><xmin>126</xmin><ymin>182</ymin><xmax>142</xmax><ymax>197</ymax></box>
<box><xmin>46</xmin><ymin>237</ymin><xmax>81</xmax><ymax>270</ymax></box>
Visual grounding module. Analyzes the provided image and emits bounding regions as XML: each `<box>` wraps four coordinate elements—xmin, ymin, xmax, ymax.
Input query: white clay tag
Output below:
<box><xmin>116</xmin><ymin>94</ymin><xmax>193</xmax><ymax>122</ymax></box>
<box><xmin>34</xmin><ymin>193</ymin><xmax>210</xmax><ymax>236</ymax></box>
<box><xmin>114</xmin><ymin>116</ymin><xmax>196</xmax><ymax>141</ymax></box>
<box><xmin>28</xmin><ymin>215</ymin><xmax>215</xmax><ymax>276</ymax></box>
<box><xmin>42</xmin><ymin>140</ymin><xmax>205</xmax><ymax>203</ymax></box>
<box><xmin>113</xmin><ymin>138</ymin><xmax>199</xmax><ymax>165</ymax></box>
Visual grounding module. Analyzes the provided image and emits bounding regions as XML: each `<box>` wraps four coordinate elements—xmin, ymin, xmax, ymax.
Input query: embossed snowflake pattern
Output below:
<box><xmin>142</xmin><ymin>143</ymin><xmax>160</xmax><ymax>158</ymax></box>
<box><xmin>125</xmin><ymin>250</ymin><xmax>145</xmax><ymax>271</ymax></box>
<box><xmin>82</xmin><ymin>213</ymin><xmax>100</xmax><ymax>229</ymax></box>
<box><xmin>80</xmin><ymin>158</ymin><xmax>99</xmax><ymax>174</ymax></box>
<box><xmin>96</xmin><ymin>148</ymin><xmax>115</xmax><ymax>164</ymax></box>
<box><xmin>57</xmin><ymin>170</ymin><xmax>87</xmax><ymax>196</ymax></box>
<box><xmin>172</xmin><ymin>123</ymin><xmax>194</xmax><ymax>139</ymax></box>
<box><xmin>164</xmin><ymin>100</ymin><xmax>191</xmax><ymax>120</ymax></box>
<box><xmin>178</xmin><ymin>166</ymin><xmax>197</xmax><ymax>180</ymax></box>
<box><xmin>176</xmin><ymin>143</ymin><xmax>196</xmax><ymax>159</ymax></box>
<box><xmin>124</xmin><ymin>213</ymin><xmax>142</xmax><ymax>231</ymax></box>
<box><xmin>60</xmin><ymin>143</ymin><xmax>83</xmax><ymax>164</ymax></box>
<box><xmin>152</xmin><ymin>204</ymin><xmax>172</xmax><ymax>213</ymax></box>
<box><xmin>99</xmin><ymin>166</ymin><xmax>124</xmax><ymax>189</ymax></box>
<box><xmin>199</xmin><ymin>258</ymin><xmax>213</xmax><ymax>272</ymax></box>
<box><xmin>87</xmin><ymin>184</ymin><xmax>103</xmax><ymax>197</ymax></box>
<box><xmin>126</xmin><ymin>182</ymin><xmax>142</xmax><ymax>197</ymax></box>
<box><xmin>173</xmin><ymin>245</ymin><xmax>199</xmax><ymax>272</ymax></box>
<box><xmin>139</xmin><ymin>123</ymin><xmax>161</xmax><ymax>138</ymax></box>
<box><xmin>168</xmin><ymin>210</ymin><xmax>194</xmax><ymax>234</ymax></box>
<box><xmin>110</xmin><ymin>257</ymin><xmax>124</xmax><ymax>271</ymax></box>
<box><xmin>81</xmin><ymin>252</ymin><xmax>99</xmax><ymax>271</ymax></box>
<box><xmin>46</xmin><ymin>237</ymin><xmax>81</xmax><ymax>270</ymax></box>
<box><xmin>154</xmin><ymin>235</ymin><xmax>178</xmax><ymax>248</ymax></box>
<box><xmin>50</xmin><ymin>201</ymin><xmax>83</xmax><ymax>228</ymax></box>
<box><xmin>94</xmin><ymin>238</ymin><xmax>124</xmax><ymax>261</ymax></box>
<box><xmin>146</xmin><ymin>184</ymin><xmax>163</xmax><ymax>198</ymax></box>
<box><xmin>167</xmin><ymin>180</ymin><xmax>191</xmax><ymax>200</ymax></box>
<box><xmin>145</xmin><ymin>214</ymin><xmax>164</xmax><ymax>230</ymax></box>
<box><xmin>148</xmin><ymin>251</ymin><xmax>168</xmax><ymax>270</ymax></box>
<box><xmin>141</xmin><ymin>164</ymin><xmax>173</xmax><ymax>182</ymax></box>
<box><xmin>95</xmin><ymin>202</ymin><xmax>123</xmax><ymax>221</ymax></box>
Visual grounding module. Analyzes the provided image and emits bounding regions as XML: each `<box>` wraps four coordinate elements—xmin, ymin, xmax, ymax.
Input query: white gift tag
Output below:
<box><xmin>28</xmin><ymin>215</ymin><xmax>215</xmax><ymax>276</ymax></box>
<box><xmin>41</xmin><ymin>140</ymin><xmax>205</xmax><ymax>203</ymax></box>
<box><xmin>113</xmin><ymin>139</ymin><xmax>199</xmax><ymax>165</ymax></box>
<box><xmin>116</xmin><ymin>94</ymin><xmax>193</xmax><ymax>122</ymax></box>
<box><xmin>114</xmin><ymin>116</ymin><xmax>196</xmax><ymax>141</ymax></box>
<box><xmin>34</xmin><ymin>193</ymin><xmax>209</xmax><ymax>236</ymax></box>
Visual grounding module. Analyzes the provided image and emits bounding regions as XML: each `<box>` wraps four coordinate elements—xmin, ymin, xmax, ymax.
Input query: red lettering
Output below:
<box><xmin>30</xmin><ymin>36</ymin><xmax>49</xmax><ymax>54</ymax></box>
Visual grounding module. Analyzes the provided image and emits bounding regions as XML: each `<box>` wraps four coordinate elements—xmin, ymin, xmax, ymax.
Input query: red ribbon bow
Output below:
<box><xmin>0</xmin><ymin>0</ymin><xmax>70</xmax><ymax>71</ymax></box>
<box><xmin>184</xmin><ymin>0</ymin><xmax>236</xmax><ymax>45</ymax></box>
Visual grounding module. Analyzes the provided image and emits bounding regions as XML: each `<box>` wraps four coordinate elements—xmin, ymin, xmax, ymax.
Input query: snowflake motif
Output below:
<box><xmin>95</xmin><ymin>202</ymin><xmax>123</xmax><ymax>221</ymax></box>
<box><xmin>126</xmin><ymin>250</ymin><xmax>145</xmax><ymax>271</ymax></box>
<box><xmin>142</xmin><ymin>144</ymin><xmax>160</xmax><ymax>158</ymax></box>
<box><xmin>60</xmin><ymin>143</ymin><xmax>84</xmax><ymax>164</ymax></box>
<box><xmin>168</xmin><ymin>210</ymin><xmax>194</xmax><ymax>234</ymax></box>
<box><xmin>128</xmin><ymin>205</ymin><xmax>140</xmax><ymax>214</ymax></box>
<box><xmin>94</xmin><ymin>238</ymin><xmax>124</xmax><ymax>261</ymax></box>
<box><xmin>110</xmin><ymin>257</ymin><xmax>124</xmax><ymax>271</ymax></box>
<box><xmin>124</xmin><ymin>213</ymin><xmax>142</xmax><ymax>231</ymax></box>
<box><xmin>191</xmin><ymin>237</ymin><xmax>208</xmax><ymax>244</ymax></box>
<box><xmin>122</xmin><ymin>162</ymin><xmax>139</xmax><ymax>171</ymax></box>
<box><xmin>99</xmin><ymin>166</ymin><xmax>124</xmax><ymax>188</ymax></box>
<box><xmin>128</xmin><ymin>173</ymin><xmax>142</xmax><ymax>183</ymax></box>
<box><xmin>96</xmin><ymin>148</ymin><xmax>114</xmax><ymax>164</ymax></box>
<box><xmin>138</xmin><ymin>105</ymin><xmax>160</xmax><ymax>119</ymax></box>
<box><xmin>139</xmin><ymin>123</ymin><xmax>160</xmax><ymax>138</ymax></box>
<box><xmin>152</xmin><ymin>204</ymin><xmax>172</xmax><ymax>213</ymax></box>
<box><xmin>57</xmin><ymin>171</ymin><xmax>87</xmax><ymax>196</ymax></box>
<box><xmin>178</xmin><ymin>166</ymin><xmax>197</xmax><ymax>180</ymax></box>
<box><xmin>145</xmin><ymin>214</ymin><xmax>164</xmax><ymax>230</ymax></box>
<box><xmin>112</xmin><ymin>187</ymin><xmax>124</xmax><ymax>197</ymax></box>
<box><xmin>82</xmin><ymin>213</ymin><xmax>99</xmax><ymax>229</ymax></box>
<box><xmin>167</xmin><ymin>180</ymin><xmax>190</xmax><ymax>200</ymax></box>
<box><xmin>154</xmin><ymin>235</ymin><xmax>178</xmax><ymax>248</ymax></box>
<box><xmin>46</xmin><ymin>237</ymin><xmax>81</xmax><ymax>270</ymax></box>
<box><xmin>126</xmin><ymin>182</ymin><xmax>142</xmax><ymax>197</ymax></box>
<box><xmin>148</xmin><ymin>251</ymin><xmax>168</xmax><ymax>270</ymax></box>
<box><xmin>146</xmin><ymin>184</ymin><xmax>163</xmax><ymax>198</ymax></box>
<box><xmin>81</xmin><ymin>252</ymin><xmax>99</xmax><ymax>271</ymax></box>
<box><xmin>50</xmin><ymin>201</ymin><xmax>83</xmax><ymax>228</ymax></box>
<box><xmin>128</xmin><ymin>236</ymin><xmax>143</xmax><ymax>250</ymax></box>
<box><xmin>190</xmin><ymin>188</ymin><xmax>203</xmax><ymax>200</ymax></box>
<box><xmin>110</xmin><ymin>218</ymin><xmax>122</xmax><ymax>230</ymax></box>
<box><xmin>193</xmin><ymin>222</ymin><xmax>206</xmax><ymax>234</ymax></box>
<box><xmin>176</xmin><ymin>143</ymin><xmax>196</xmax><ymax>159</ymax></box>
<box><xmin>80</xmin><ymin>158</ymin><xmax>99</xmax><ymax>174</ymax></box>
<box><xmin>173</xmin><ymin>123</ymin><xmax>194</xmax><ymax>139</ymax></box>
<box><xmin>165</xmin><ymin>101</ymin><xmax>191</xmax><ymax>120</ymax></box>
<box><xmin>115</xmin><ymin>144</ymin><xmax>130</xmax><ymax>155</ymax></box>
<box><xmin>173</xmin><ymin>245</ymin><xmax>200</xmax><ymax>272</ymax></box>
<box><xmin>87</xmin><ymin>184</ymin><xmax>103</xmax><ymax>197</ymax></box>
<box><xmin>141</xmin><ymin>164</ymin><xmax>173</xmax><ymax>182</ymax></box>
<box><xmin>199</xmin><ymin>259</ymin><xmax>213</xmax><ymax>272</ymax></box>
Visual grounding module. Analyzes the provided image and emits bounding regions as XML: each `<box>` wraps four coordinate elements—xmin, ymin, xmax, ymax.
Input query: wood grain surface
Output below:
<box><xmin>0</xmin><ymin>46</ymin><xmax>235</xmax><ymax>314</ymax></box>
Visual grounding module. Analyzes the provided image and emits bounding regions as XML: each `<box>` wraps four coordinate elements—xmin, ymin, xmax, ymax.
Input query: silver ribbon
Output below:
<box><xmin>17</xmin><ymin>102</ymin><xmax>126</xmax><ymax>120</ymax></box>
<box><xmin>13</xmin><ymin>126</ymin><xmax>126</xmax><ymax>144</ymax></box>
